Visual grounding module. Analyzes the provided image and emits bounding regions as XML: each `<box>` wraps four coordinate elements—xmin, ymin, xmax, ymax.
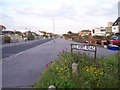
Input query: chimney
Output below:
<box><xmin>118</xmin><ymin>1</ymin><xmax>120</xmax><ymax>17</ymax></box>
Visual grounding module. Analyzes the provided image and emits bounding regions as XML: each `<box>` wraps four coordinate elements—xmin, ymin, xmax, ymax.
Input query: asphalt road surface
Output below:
<box><xmin>2</xmin><ymin>37</ymin><xmax>118</xmax><ymax>88</ymax></box>
<box><xmin>2</xmin><ymin>38</ymin><xmax>54</xmax><ymax>59</ymax></box>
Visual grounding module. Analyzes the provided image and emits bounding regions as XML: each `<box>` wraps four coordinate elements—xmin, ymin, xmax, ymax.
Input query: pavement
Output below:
<box><xmin>2</xmin><ymin>38</ymin><xmax>51</xmax><ymax>48</ymax></box>
<box><xmin>2</xmin><ymin>37</ymin><xmax>118</xmax><ymax>88</ymax></box>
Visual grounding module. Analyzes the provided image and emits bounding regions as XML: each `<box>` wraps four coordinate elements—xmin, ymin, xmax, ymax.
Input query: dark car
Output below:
<box><xmin>110</xmin><ymin>36</ymin><xmax>120</xmax><ymax>46</ymax></box>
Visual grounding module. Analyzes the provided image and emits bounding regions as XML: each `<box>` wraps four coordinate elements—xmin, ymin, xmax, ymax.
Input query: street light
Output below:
<box><xmin>52</xmin><ymin>19</ymin><xmax>55</xmax><ymax>42</ymax></box>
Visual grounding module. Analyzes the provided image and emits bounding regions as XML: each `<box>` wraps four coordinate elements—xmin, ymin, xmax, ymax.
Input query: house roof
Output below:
<box><xmin>38</xmin><ymin>30</ymin><xmax>46</xmax><ymax>33</ymax></box>
<box><xmin>14</xmin><ymin>31</ymin><xmax>22</xmax><ymax>34</ymax></box>
<box><xmin>113</xmin><ymin>17</ymin><xmax>120</xmax><ymax>26</ymax></box>
<box><xmin>2</xmin><ymin>31</ymin><xmax>14</xmax><ymax>34</ymax></box>
<box><xmin>81</xmin><ymin>30</ymin><xmax>91</xmax><ymax>32</ymax></box>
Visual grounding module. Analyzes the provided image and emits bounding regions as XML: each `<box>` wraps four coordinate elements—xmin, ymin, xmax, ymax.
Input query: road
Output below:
<box><xmin>2</xmin><ymin>38</ymin><xmax>54</xmax><ymax>59</ymax></box>
<box><xmin>2</xmin><ymin>37</ymin><xmax>118</xmax><ymax>88</ymax></box>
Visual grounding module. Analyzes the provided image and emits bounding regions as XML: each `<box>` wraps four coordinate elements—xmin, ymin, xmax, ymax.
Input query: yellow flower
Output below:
<box><xmin>56</xmin><ymin>67</ymin><xmax>59</xmax><ymax>70</ymax></box>
<box><xmin>86</xmin><ymin>69</ymin><xmax>89</xmax><ymax>72</ymax></box>
<box><xmin>100</xmin><ymin>72</ymin><xmax>103</xmax><ymax>75</ymax></box>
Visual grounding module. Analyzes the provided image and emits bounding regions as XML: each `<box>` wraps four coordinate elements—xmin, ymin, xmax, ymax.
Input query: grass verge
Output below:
<box><xmin>34</xmin><ymin>52</ymin><xmax>119</xmax><ymax>88</ymax></box>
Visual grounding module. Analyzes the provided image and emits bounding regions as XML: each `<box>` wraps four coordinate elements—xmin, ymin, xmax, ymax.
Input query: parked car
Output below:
<box><xmin>110</xmin><ymin>36</ymin><xmax>120</xmax><ymax>46</ymax></box>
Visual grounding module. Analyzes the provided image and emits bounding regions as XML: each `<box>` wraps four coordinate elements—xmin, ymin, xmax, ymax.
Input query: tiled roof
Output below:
<box><xmin>113</xmin><ymin>17</ymin><xmax>120</xmax><ymax>26</ymax></box>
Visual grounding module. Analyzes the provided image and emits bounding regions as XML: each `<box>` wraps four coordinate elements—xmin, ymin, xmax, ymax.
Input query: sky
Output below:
<box><xmin>0</xmin><ymin>0</ymin><xmax>120</xmax><ymax>34</ymax></box>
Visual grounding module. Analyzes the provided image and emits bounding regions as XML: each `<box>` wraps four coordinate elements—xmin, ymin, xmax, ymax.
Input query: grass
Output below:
<box><xmin>33</xmin><ymin>51</ymin><xmax>119</xmax><ymax>88</ymax></box>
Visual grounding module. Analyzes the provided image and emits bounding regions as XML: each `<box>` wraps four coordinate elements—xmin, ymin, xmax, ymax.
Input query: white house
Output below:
<box><xmin>112</xmin><ymin>1</ymin><xmax>120</xmax><ymax>34</ymax></box>
<box><xmin>112</xmin><ymin>17</ymin><xmax>120</xmax><ymax>34</ymax></box>
<box><xmin>92</xmin><ymin>27</ymin><xmax>106</xmax><ymax>36</ymax></box>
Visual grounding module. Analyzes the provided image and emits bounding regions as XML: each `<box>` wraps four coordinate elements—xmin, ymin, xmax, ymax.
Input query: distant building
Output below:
<box><xmin>105</xmin><ymin>27</ymin><xmax>112</xmax><ymax>36</ymax></box>
<box><xmin>92</xmin><ymin>27</ymin><xmax>106</xmax><ymax>36</ymax></box>
<box><xmin>79</xmin><ymin>30</ymin><xmax>91</xmax><ymax>36</ymax></box>
<box><xmin>105</xmin><ymin>22</ymin><xmax>113</xmax><ymax>36</ymax></box>
<box><xmin>107</xmin><ymin>22</ymin><xmax>113</xmax><ymax>27</ymax></box>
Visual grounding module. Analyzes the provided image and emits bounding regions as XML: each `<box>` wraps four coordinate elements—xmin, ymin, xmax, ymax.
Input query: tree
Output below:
<box><xmin>68</xmin><ymin>31</ymin><xmax>72</xmax><ymax>34</ymax></box>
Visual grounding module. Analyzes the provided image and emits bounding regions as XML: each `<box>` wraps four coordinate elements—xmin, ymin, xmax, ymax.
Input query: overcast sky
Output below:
<box><xmin>0</xmin><ymin>0</ymin><xmax>120</xmax><ymax>34</ymax></box>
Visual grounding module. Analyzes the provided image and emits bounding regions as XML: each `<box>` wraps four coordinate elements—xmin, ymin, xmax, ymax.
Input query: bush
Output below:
<box><xmin>27</xmin><ymin>35</ymin><xmax>34</xmax><ymax>40</ymax></box>
<box><xmin>34</xmin><ymin>52</ymin><xmax>119</xmax><ymax>88</ymax></box>
<box><xmin>93</xmin><ymin>35</ymin><xmax>102</xmax><ymax>39</ymax></box>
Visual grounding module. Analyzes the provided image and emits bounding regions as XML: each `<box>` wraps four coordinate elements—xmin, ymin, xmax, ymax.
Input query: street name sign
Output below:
<box><xmin>71</xmin><ymin>44</ymin><xmax>97</xmax><ymax>63</ymax></box>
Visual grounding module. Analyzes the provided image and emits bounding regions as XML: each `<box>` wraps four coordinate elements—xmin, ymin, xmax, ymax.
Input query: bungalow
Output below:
<box><xmin>2</xmin><ymin>30</ymin><xmax>24</xmax><ymax>43</ymax></box>
<box><xmin>79</xmin><ymin>30</ymin><xmax>91</xmax><ymax>36</ymax></box>
<box><xmin>35</xmin><ymin>30</ymin><xmax>47</xmax><ymax>38</ymax></box>
<box><xmin>32</xmin><ymin>32</ymin><xmax>40</xmax><ymax>39</ymax></box>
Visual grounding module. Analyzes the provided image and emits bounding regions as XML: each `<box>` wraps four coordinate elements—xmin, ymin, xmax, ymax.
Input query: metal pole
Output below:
<box><xmin>71</xmin><ymin>44</ymin><xmax>73</xmax><ymax>53</ymax></box>
<box><xmin>94</xmin><ymin>45</ymin><xmax>97</xmax><ymax>63</ymax></box>
<box><xmin>52</xmin><ymin>19</ymin><xmax>55</xmax><ymax>42</ymax></box>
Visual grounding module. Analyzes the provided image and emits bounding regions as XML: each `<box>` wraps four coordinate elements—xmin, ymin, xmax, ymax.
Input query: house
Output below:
<box><xmin>92</xmin><ymin>27</ymin><xmax>106</xmax><ymax>36</ymax></box>
<box><xmin>79</xmin><ymin>30</ymin><xmax>91</xmax><ymax>36</ymax></box>
<box><xmin>112</xmin><ymin>17</ymin><xmax>120</xmax><ymax>34</ymax></box>
<box><xmin>0</xmin><ymin>25</ymin><xmax>6</xmax><ymax>43</ymax></box>
<box><xmin>2</xmin><ymin>30</ymin><xmax>24</xmax><ymax>43</ymax></box>
<box><xmin>112</xmin><ymin>2</ymin><xmax>120</xmax><ymax>34</ymax></box>
<box><xmin>32</xmin><ymin>32</ymin><xmax>40</xmax><ymax>39</ymax></box>
<box><xmin>35</xmin><ymin>30</ymin><xmax>47</xmax><ymax>38</ymax></box>
<box><xmin>35</xmin><ymin>30</ymin><xmax>46</xmax><ymax>36</ymax></box>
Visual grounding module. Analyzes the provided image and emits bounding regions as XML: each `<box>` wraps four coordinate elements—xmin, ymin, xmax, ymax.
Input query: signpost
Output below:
<box><xmin>71</xmin><ymin>44</ymin><xmax>97</xmax><ymax>63</ymax></box>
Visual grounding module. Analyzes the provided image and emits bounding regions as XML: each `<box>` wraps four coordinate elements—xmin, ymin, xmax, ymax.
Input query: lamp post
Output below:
<box><xmin>52</xmin><ymin>19</ymin><xmax>55</xmax><ymax>42</ymax></box>
<box><xmin>118</xmin><ymin>22</ymin><xmax>120</xmax><ymax>33</ymax></box>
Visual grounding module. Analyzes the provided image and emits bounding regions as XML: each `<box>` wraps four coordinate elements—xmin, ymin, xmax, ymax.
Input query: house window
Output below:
<box><xmin>113</xmin><ymin>27</ymin><xmax>116</xmax><ymax>30</ymax></box>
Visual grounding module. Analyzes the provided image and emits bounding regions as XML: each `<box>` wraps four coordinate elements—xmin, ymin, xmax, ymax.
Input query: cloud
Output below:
<box><xmin>1</xmin><ymin>0</ymin><xmax>120</xmax><ymax>34</ymax></box>
<box><xmin>10</xmin><ymin>4</ymin><xmax>78</xmax><ymax>20</ymax></box>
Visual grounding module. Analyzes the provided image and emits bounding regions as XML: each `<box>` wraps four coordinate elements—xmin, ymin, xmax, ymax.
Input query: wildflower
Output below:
<box><xmin>65</xmin><ymin>60</ymin><xmax>67</xmax><ymax>62</ymax></box>
<box><xmin>86</xmin><ymin>69</ymin><xmax>89</xmax><ymax>72</ymax></box>
<box><xmin>50</xmin><ymin>61</ymin><xmax>53</xmax><ymax>64</ymax></box>
<box><xmin>46</xmin><ymin>64</ymin><xmax>49</xmax><ymax>68</ymax></box>
<box><xmin>100</xmin><ymin>72</ymin><xmax>104</xmax><ymax>75</ymax></box>
<box><xmin>48</xmin><ymin>61</ymin><xmax>53</xmax><ymax>65</ymax></box>
<box><xmin>60</xmin><ymin>77</ymin><xmax>62</xmax><ymax>79</ymax></box>
<box><xmin>56</xmin><ymin>67</ymin><xmax>59</xmax><ymax>70</ymax></box>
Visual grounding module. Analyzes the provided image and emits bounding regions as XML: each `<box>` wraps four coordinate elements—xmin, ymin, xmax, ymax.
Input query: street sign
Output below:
<box><xmin>71</xmin><ymin>44</ymin><xmax>97</xmax><ymax>63</ymax></box>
